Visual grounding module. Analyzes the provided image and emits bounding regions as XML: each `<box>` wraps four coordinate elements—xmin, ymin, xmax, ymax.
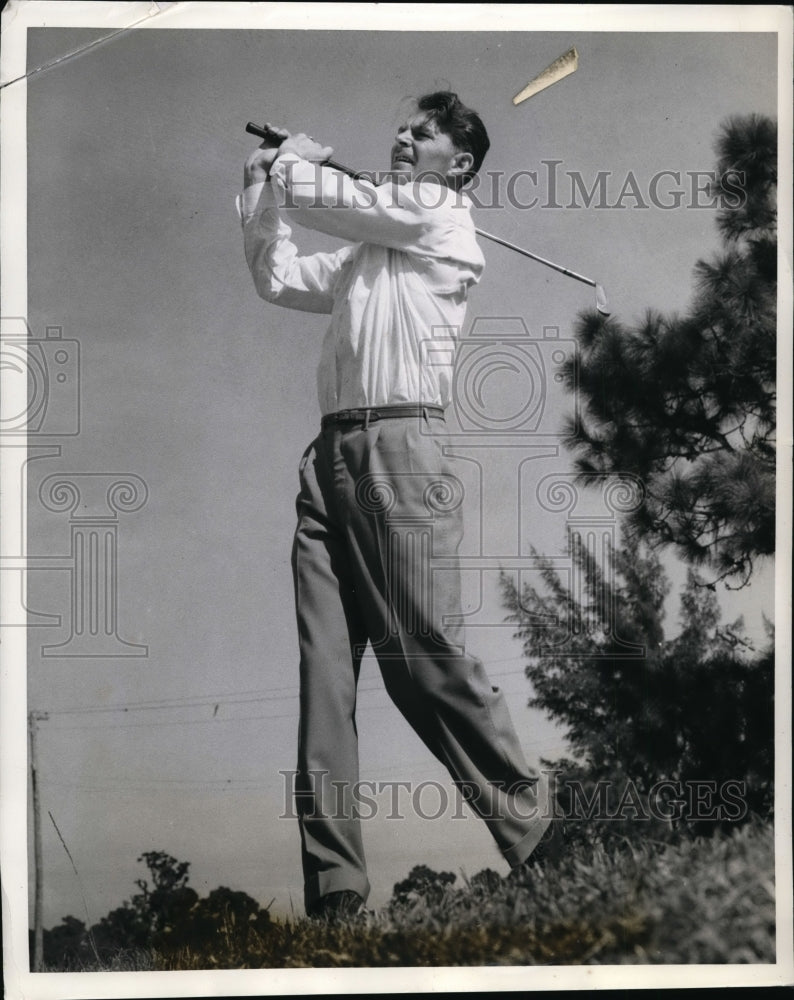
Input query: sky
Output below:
<box><xmin>2</xmin><ymin>6</ymin><xmax>784</xmax><ymax>936</ymax></box>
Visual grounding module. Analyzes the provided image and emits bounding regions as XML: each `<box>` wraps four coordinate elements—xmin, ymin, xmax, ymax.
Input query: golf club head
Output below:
<box><xmin>513</xmin><ymin>46</ymin><xmax>579</xmax><ymax>105</ymax></box>
<box><xmin>595</xmin><ymin>284</ymin><xmax>610</xmax><ymax>316</ymax></box>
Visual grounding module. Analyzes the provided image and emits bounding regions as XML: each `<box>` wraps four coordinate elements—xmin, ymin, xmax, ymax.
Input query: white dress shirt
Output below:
<box><xmin>237</xmin><ymin>154</ymin><xmax>485</xmax><ymax>416</ymax></box>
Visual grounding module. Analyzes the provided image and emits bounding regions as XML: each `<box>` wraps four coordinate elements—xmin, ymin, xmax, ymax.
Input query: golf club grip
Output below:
<box><xmin>245</xmin><ymin>122</ymin><xmax>367</xmax><ymax>181</ymax></box>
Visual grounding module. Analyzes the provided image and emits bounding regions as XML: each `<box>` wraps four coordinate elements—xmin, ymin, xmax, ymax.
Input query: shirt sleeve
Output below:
<box><xmin>237</xmin><ymin>180</ymin><xmax>355</xmax><ymax>315</ymax></box>
<box><xmin>268</xmin><ymin>154</ymin><xmax>484</xmax><ymax>271</ymax></box>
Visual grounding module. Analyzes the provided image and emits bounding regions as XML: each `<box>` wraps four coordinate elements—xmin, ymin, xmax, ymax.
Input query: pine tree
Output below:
<box><xmin>563</xmin><ymin>115</ymin><xmax>776</xmax><ymax>587</ymax></box>
<box><xmin>500</xmin><ymin>527</ymin><xmax>774</xmax><ymax>840</ymax></box>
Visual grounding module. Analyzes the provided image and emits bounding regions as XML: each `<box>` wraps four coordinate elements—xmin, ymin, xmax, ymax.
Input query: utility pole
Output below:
<box><xmin>28</xmin><ymin>710</ymin><xmax>48</xmax><ymax>972</ymax></box>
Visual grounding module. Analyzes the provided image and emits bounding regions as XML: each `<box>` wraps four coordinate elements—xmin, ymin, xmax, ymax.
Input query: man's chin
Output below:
<box><xmin>385</xmin><ymin>165</ymin><xmax>413</xmax><ymax>183</ymax></box>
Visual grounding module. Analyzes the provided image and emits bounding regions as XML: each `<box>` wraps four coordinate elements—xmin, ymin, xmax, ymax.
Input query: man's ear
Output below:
<box><xmin>448</xmin><ymin>150</ymin><xmax>475</xmax><ymax>181</ymax></box>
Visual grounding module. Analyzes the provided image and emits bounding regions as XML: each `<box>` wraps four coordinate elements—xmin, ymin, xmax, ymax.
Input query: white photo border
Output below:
<box><xmin>2</xmin><ymin>3</ymin><xmax>792</xmax><ymax>996</ymax></box>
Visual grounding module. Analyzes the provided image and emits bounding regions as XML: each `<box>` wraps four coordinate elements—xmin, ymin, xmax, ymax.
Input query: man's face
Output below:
<box><xmin>390</xmin><ymin>113</ymin><xmax>462</xmax><ymax>183</ymax></box>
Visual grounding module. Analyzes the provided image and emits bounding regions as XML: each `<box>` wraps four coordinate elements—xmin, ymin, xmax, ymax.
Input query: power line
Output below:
<box><xmin>41</xmin><ymin>780</ymin><xmax>271</xmax><ymax>792</ymax></box>
<box><xmin>40</xmin><ymin>686</ymin><xmax>302</xmax><ymax>716</ymax></box>
<box><xmin>39</xmin><ymin>739</ymin><xmax>574</xmax><ymax>794</ymax></box>
<box><xmin>43</xmin><ymin>702</ymin><xmax>401</xmax><ymax>732</ymax></box>
<box><xmin>44</xmin><ymin>712</ymin><xmax>301</xmax><ymax>731</ymax></box>
<box><xmin>36</xmin><ymin>660</ymin><xmax>528</xmax><ymax>718</ymax></box>
<box><xmin>42</xmin><ymin>681</ymin><xmax>533</xmax><ymax>732</ymax></box>
<box><xmin>43</xmin><ymin>776</ymin><xmax>266</xmax><ymax>786</ymax></box>
<box><xmin>33</xmin><ymin>656</ymin><xmax>531</xmax><ymax>733</ymax></box>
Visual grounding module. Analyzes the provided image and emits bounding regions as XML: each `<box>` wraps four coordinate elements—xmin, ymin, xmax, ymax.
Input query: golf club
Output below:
<box><xmin>245</xmin><ymin>121</ymin><xmax>610</xmax><ymax>316</ymax></box>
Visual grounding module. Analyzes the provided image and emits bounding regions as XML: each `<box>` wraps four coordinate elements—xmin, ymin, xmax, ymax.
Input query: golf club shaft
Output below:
<box><xmin>472</xmin><ymin>229</ymin><xmax>596</xmax><ymax>288</ymax></box>
<box><xmin>245</xmin><ymin>121</ymin><xmax>609</xmax><ymax>312</ymax></box>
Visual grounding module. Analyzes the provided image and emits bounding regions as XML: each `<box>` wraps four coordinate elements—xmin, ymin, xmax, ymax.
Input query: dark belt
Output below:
<box><xmin>321</xmin><ymin>404</ymin><xmax>445</xmax><ymax>431</ymax></box>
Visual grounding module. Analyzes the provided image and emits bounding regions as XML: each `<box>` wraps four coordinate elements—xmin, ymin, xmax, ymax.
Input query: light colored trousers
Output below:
<box><xmin>291</xmin><ymin>412</ymin><xmax>551</xmax><ymax>911</ymax></box>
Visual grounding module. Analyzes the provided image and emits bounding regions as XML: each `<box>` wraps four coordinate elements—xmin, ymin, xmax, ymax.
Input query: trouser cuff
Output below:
<box><xmin>304</xmin><ymin>870</ymin><xmax>371</xmax><ymax>913</ymax></box>
<box><xmin>502</xmin><ymin>769</ymin><xmax>555</xmax><ymax>867</ymax></box>
<box><xmin>502</xmin><ymin>813</ymin><xmax>553</xmax><ymax>868</ymax></box>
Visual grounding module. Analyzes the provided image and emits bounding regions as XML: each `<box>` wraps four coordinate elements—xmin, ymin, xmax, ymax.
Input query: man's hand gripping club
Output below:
<box><xmin>243</xmin><ymin>124</ymin><xmax>334</xmax><ymax>187</ymax></box>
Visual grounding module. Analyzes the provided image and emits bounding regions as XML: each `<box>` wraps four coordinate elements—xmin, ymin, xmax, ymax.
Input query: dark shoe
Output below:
<box><xmin>517</xmin><ymin>819</ymin><xmax>566</xmax><ymax>873</ymax></box>
<box><xmin>306</xmin><ymin>889</ymin><xmax>364</xmax><ymax>921</ymax></box>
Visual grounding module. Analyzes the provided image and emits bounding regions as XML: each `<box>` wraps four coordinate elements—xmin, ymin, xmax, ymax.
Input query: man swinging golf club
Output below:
<box><xmin>238</xmin><ymin>91</ymin><xmax>556</xmax><ymax>920</ymax></box>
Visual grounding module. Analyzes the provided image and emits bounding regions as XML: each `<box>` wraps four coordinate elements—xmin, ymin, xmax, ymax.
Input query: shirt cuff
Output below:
<box><xmin>236</xmin><ymin>180</ymin><xmax>278</xmax><ymax>222</ymax></box>
<box><xmin>269</xmin><ymin>153</ymin><xmax>306</xmax><ymax>188</ymax></box>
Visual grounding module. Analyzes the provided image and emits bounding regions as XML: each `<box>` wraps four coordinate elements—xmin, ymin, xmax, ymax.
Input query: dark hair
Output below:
<box><xmin>415</xmin><ymin>91</ymin><xmax>490</xmax><ymax>188</ymax></box>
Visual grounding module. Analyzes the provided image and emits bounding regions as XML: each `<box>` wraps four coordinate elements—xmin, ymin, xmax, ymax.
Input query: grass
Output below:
<box><xmin>48</xmin><ymin>821</ymin><xmax>776</xmax><ymax>970</ymax></box>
